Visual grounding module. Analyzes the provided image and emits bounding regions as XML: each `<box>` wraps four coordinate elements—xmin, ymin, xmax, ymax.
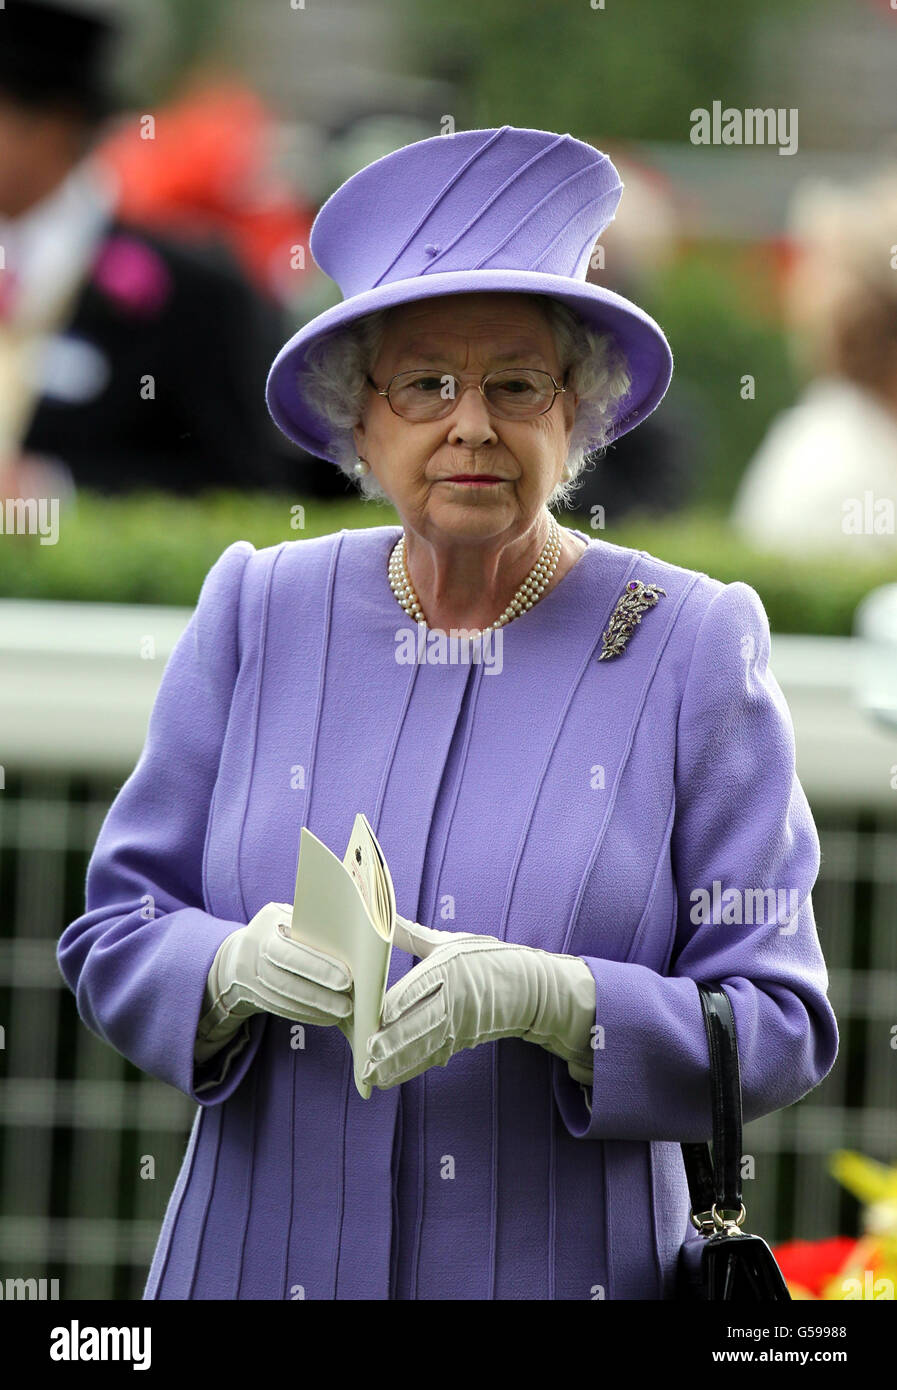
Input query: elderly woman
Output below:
<box><xmin>58</xmin><ymin>126</ymin><xmax>838</xmax><ymax>1300</ymax></box>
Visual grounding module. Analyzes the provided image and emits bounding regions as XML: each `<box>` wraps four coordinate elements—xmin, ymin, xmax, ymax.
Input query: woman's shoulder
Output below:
<box><xmin>196</xmin><ymin>526</ymin><xmax>398</xmax><ymax>626</ymax></box>
<box><xmin>582</xmin><ymin>534</ymin><xmax>773</xmax><ymax>671</ymax></box>
<box><xmin>203</xmin><ymin>526</ymin><xmax>393</xmax><ymax>589</ymax></box>
<box><xmin>586</xmin><ymin>533</ymin><xmax>756</xmax><ymax>611</ymax></box>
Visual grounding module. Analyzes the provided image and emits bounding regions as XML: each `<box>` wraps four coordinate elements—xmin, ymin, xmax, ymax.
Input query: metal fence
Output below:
<box><xmin>1</xmin><ymin>599</ymin><xmax>895</xmax><ymax>1299</ymax></box>
<box><xmin>0</xmin><ymin>771</ymin><xmax>195</xmax><ymax>1300</ymax></box>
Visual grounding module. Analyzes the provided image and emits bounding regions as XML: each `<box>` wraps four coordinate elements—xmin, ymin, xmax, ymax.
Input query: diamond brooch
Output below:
<box><xmin>598</xmin><ymin>579</ymin><xmax>666</xmax><ymax>660</ymax></box>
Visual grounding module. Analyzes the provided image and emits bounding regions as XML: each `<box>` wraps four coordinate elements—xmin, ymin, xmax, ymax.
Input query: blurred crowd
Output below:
<box><xmin>0</xmin><ymin>0</ymin><xmax>335</xmax><ymax>505</ymax></box>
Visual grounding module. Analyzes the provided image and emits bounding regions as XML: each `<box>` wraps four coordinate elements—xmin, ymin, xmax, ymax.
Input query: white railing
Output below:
<box><xmin>2</xmin><ymin>598</ymin><xmax>897</xmax><ymax>803</ymax></box>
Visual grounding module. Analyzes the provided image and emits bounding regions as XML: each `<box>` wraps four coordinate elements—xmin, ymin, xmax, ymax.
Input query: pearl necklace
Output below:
<box><xmin>388</xmin><ymin>514</ymin><xmax>563</xmax><ymax>631</ymax></box>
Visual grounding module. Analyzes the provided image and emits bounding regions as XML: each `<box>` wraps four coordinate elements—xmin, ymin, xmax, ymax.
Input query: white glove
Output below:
<box><xmin>360</xmin><ymin>915</ymin><xmax>596</xmax><ymax>1092</ymax></box>
<box><xmin>195</xmin><ymin>901</ymin><xmax>354</xmax><ymax>1063</ymax></box>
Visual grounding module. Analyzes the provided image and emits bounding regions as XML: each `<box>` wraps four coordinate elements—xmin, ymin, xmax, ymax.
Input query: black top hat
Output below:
<box><xmin>0</xmin><ymin>0</ymin><xmax>122</xmax><ymax>121</ymax></box>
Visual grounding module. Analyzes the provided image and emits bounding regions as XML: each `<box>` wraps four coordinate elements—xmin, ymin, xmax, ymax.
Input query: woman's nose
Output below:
<box><xmin>445</xmin><ymin>383</ymin><xmax>499</xmax><ymax>448</ymax></box>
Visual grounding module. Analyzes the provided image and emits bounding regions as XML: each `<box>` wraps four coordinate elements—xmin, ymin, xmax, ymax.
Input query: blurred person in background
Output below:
<box><xmin>731</xmin><ymin>167</ymin><xmax>897</xmax><ymax>560</ymax></box>
<box><xmin>0</xmin><ymin>0</ymin><xmax>301</xmax><ymax>502</ymax></box>
<box><xmin>96</xmin><ymin>78</ymin><xmax>317</xmax><ymax>312</ymax></box>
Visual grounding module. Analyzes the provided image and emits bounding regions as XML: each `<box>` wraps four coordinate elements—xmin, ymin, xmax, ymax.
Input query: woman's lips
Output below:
<box><xmin>444</xmin><ymin>475</ymin><xmax>506</xmax><ymax>485</ymax></box>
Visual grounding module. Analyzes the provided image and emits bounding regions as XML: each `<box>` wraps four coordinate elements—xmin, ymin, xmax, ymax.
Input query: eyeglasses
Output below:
<box><xmin>367</xmin><ymin>367</ymin><xmax>568</xmax><ymax>422</ymax></box>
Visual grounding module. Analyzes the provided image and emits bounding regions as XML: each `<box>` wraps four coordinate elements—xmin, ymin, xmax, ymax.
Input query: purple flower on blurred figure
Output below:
<box><xmin>90</xmin><ymin>235</ymin><xmax>172</xmax><ymax>316</ymax></box>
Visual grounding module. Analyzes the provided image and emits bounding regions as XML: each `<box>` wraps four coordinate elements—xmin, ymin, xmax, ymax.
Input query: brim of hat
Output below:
<box><xmin>265</xmin><ymin>269</ymin><xmax>673</xmax><ymax>463</ymax></box>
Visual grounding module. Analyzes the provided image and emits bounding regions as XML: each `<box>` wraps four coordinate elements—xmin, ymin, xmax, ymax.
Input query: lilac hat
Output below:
<box><xmin>266</xmin><ymin>124</ymin><xmax>673</xmax><ymax>463</ymax></box>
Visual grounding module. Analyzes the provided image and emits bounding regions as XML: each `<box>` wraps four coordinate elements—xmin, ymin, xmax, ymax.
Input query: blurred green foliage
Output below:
<box><xmin>412</xmin><ymin>0</ymin><xmax>819</xmax><ymax>142</ymax></box>
<box><xmin>651</xmin><ymin>245</ymin><xmax>798</xmax><ymax>509</ymax></box>
<box><xmin>1</xmin><ymin>489</ymin><xmax>892</xmax><ymax>637</ymax></box>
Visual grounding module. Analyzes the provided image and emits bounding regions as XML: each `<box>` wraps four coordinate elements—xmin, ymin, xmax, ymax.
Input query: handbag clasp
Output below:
<box><xmin>711</xmin><ymin>1201</ymin><xmax>747</xmax><ymax>1232</ymax></box>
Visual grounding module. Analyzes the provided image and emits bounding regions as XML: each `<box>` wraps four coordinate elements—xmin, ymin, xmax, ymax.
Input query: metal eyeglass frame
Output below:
<box><xmin>366</xmin><ymin>367</ymin><xmax>569</xmax><ymax>421</ymax></box>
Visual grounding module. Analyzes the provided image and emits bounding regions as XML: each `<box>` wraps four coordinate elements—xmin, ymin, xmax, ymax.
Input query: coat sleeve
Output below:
<box><xmin>552</xmin><ymin>578</ymin><xmax>839</xmax><ymax>1141</ymax></box>
<box><xmin>56</xmin><ymin>538</ymin><xmax>269</xmax><ymax>1105</ymax></box>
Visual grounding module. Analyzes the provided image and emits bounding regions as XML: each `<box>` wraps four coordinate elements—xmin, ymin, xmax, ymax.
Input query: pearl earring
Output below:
<box><xmin>353</xmin><ymin>457</ymin><xmax>370</xmax><ymax>476</ymax></box>
<box><xmin>562</xmin><ymin>464</ymin><xmax>573</xmax><ymax>481</ymax></box>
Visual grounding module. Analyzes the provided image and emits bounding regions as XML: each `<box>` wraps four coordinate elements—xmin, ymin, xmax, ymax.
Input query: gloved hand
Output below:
<box><xmin>195</xmin><ymin>901</ymin><xmax>354</xmax><ymax>1062</ymax></box>
<box><xmin>361</xmin><ymin>915</ymin><xmax>596</xmax><ymax>1092</ymax></box>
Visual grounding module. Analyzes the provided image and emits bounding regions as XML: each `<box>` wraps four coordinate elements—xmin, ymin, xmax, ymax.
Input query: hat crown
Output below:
<box><xmin>310</xmin><ymin>125</ymin><xmax>623</xmax><ymax>299</ymax></box>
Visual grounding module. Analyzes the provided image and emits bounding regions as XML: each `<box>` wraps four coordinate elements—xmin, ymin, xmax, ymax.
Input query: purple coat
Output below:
<box><xmin>57</xmin><ymin>524</ymin><xmax>838</xmax><ymax>1299</ymax></box>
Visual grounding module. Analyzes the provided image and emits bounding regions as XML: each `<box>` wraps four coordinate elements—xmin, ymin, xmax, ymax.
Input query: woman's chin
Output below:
<box><xmin>423</xmin><ymin>499</ymin><xmax>519</xmax><ymax>535</ymax></box>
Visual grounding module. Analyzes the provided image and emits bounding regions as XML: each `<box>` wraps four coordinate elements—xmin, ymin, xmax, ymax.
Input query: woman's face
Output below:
<box><xmin>352</xmin><ymin>292</ymin><xmax>578</xmax><ymax>545</ymax></box>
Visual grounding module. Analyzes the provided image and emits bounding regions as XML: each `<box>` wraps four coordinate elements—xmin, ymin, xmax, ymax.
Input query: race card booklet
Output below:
<box><xmin>289</xmin><ymin>812</ymin><xmax>395</xmax><ymax>1099</ymax></box>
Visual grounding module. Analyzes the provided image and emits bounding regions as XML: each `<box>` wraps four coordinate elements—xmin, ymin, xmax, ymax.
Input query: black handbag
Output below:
<box><xmin>676</xmin><ymin>982</ymin><xmax>792</xmax><ymax>1300</ymax></box>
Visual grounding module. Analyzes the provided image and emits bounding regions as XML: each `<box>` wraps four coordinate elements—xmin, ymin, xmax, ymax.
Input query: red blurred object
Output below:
<box><xmin>96</xmin><ymin>76</ymin><xmax>314</xmax><ymax>302</ymax></box>
<box><xmin>771</xmin><ymin>1236</ymin><xmax>859</xmax><ymax>1297</ymax></box>
<box><xmin>736</xmin><ymin>234</ymin><xmax>798</xmax><ymax>323</ymax></box>
<box><xmin>764</xmin><ymin>233</ymin><xmax>804</xmax><ymax>303</ymax></box>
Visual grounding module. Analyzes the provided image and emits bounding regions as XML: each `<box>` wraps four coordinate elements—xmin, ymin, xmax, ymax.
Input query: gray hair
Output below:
<box><xmin>300</xmin><ymin>294</ymin><xmax>632</xmax><ymax>509</ymax></box>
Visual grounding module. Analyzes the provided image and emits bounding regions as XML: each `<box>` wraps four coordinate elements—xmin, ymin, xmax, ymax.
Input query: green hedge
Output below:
<box><xmin>1</xmin><ymin>489</ymin><xmax>893</xmax><ymax>637</ymax></box>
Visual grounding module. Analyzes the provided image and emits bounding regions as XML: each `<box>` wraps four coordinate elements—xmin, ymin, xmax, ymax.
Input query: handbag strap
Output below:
<box><xmin>681</xmin><ymin>981</ymin><xmax>744</xmax><ymax>1224</ymax></box>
